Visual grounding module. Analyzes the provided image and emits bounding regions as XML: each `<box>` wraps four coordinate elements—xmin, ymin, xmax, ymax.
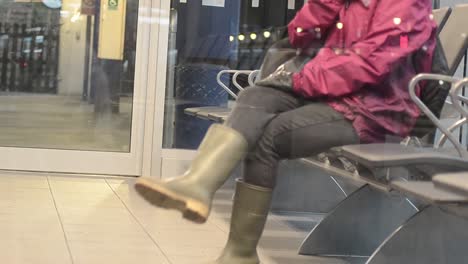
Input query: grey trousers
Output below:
<box><xmin>224</xmin><ymin>86</ymin><xmax>360</xmax><ymax>188</ymax></box>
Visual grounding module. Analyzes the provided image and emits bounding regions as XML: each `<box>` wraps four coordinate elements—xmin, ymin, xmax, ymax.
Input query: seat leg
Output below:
<box><xmin>367</xmin><ymin>205</ymin><xmax>468</xmax><ymax>264</ymax></box>
<box><xmin>299</xmin><ymin>185</ymin><xmax>418</xmax><ymax>257</ymax></box>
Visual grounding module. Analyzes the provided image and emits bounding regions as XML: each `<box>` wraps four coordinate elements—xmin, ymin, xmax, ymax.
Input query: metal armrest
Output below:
<box><xmin>248</xmin><ymin>70</ymin><xmax>260</xmax><ymax>86</ymax></box>
<box><xmin>217</xmin><ymin>70</ymin><xmax>259</xmax><ymax>99</ymax></box>
<box><xmin>449</xmin><ymin>78</ymin><xmax>468</xmax><ymax>120</ymax></box>
<box><xmin>437</xmin><ymin>117</ymin><xmax>468</xmax><ymax>147</ymax></box>
<box><xmin>409</xmin><ymin>74</ymin><xmax>464</xmax><ymax>157</ymax></box>
<box><xmin>217</xmin><ymin>70</ymin><xmax>239</xmax><ymax>99</ymax></box>
<box><xmin>427</xmin><ymin>78</ymin><xmax>468</xmax><ymax>151</ymax></box>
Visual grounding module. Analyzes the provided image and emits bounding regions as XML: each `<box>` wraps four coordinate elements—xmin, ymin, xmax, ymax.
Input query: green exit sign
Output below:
<box><xmin>108</xmin><ymin>0</ymin><xmax>118</xmax><ymax>10</ymax></box>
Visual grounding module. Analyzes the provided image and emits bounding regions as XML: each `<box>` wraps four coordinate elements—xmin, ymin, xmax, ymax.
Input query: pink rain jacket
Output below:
<box><xmin>289</xmin><ymin>0</ymin><xmax>437</xmax><ymax>142</ymax></box>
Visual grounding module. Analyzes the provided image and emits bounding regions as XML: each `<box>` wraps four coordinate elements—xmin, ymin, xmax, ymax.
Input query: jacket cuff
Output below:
<box><xmin>292</xmin><ymin>73</ymin><xmax>307</xmax><ymax>96</ymax></box>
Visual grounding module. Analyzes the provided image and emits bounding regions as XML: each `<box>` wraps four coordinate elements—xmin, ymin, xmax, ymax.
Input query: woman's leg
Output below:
<box><xmin>244</xmin><ymin>102</ymin><xmax>360</xmax><ymax>188</ymax></box>
<box><xmin>225</xmin><ymin>86</ymin><xmax>302</xmax><ymax>147</ymax></box>
<box><xmin>212</xmin><ymin>102</ymin><xmax>359</xmax><ymax>264</ymax></box>
<box><xmin>135</xmin><ymin>86</ymin><xmax>302</xmax><ymax>223</ymax></box>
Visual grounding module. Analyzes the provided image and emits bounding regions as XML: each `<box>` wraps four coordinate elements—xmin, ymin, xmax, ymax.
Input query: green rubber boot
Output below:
<box><xmin>208</xmin><ymin>179</ymin><xmax>273</xmax><ymax>264</ymax></box>
<box><xmin>135</xmin><ymin>125</ymin><xmax>248</xmax><ymax>223</ymax></box>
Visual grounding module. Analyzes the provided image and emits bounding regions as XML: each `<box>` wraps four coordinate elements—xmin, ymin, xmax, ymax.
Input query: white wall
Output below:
<box><xmin>57</xmin><ymin>0</ymin><xmax>88</xmax><ymax>96</ymax></box>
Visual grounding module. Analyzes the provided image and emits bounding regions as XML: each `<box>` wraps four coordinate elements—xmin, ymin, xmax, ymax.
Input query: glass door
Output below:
<box><xmin>0</xmin><ymin>0</ymin><xmax>157</xmax><ymax>175</ymax></box>
<box><xmin>150</xmin><ymin>0</ymin><xmax>303</xmax><ymax>178</ymax></box>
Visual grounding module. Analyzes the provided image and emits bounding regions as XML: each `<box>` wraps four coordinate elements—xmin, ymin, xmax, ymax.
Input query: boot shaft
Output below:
<box><xmin>220</xmin><ymin>179</ymin><xmax>273</xmax><ymax>261</ymax></box>
<box><xmin>187</xmin><ymin>125</ymin><xmax>248</xmax><ymax>191</ymax></box>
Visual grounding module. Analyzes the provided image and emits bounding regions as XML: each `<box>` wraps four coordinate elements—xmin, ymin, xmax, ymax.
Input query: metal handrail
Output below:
<box><xmin>408</xmin><ymin>73</ymin><xmax>465</xmax><ymax>157</ymax></box>
<box><xmin>233</xmin><ymin>71</ymin><xmax>255</xmax><ymax>92</ymax></box>
<box><xmin>437</xmin><ymin>78</ymin><xmax>468</xmax><ymax>149</ymax></box>
<box><xmin>437</xmin><ymin>117</ymin><xmax>468</xmax><ymax>147</ymax></box>
<box><xmin>216</xmin><ymin>70</ymin><xmax>258</xmax><ymax>99</ymax></box>
<box><xmin>216</xmin><ymin>70</ymin><xmax>241</xmax><ymax>99</ymax></box>
<box><xmin>449</xmin><ymin>78</ymin><xmax>468</xmax><ymax>119</ymax></box>
<box><xmin>248</xmin><ymin>70</ymin><xmax>260</xmax><ymax>86</ymax></box>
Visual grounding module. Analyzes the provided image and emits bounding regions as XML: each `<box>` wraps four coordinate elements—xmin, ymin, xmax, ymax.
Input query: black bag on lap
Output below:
<box><xmin>257</xmin><ymin>38</ymin><xmax>322</xmax><ymax>80</ymax></box>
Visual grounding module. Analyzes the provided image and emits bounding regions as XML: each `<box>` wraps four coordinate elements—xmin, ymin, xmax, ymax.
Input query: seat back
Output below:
<box><xmin>432</xmin><ymin>7</ymin><xmax>452</xmax><ymax>34</ymax></box>
<box><xmin>439</xmin><ymin>4</ymin><xmax>468</xmax><ymax>75</ymax></box>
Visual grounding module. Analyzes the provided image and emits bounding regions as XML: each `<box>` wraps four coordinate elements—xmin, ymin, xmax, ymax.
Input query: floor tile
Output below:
<box><xmin>160</xmin><ymin>245</ymin><xmax>222</xmax><ymax>257</ymax></box>
<box><xmin>0</xmin><ymin>174</ymin><xmax>49</xmax><ymax>189</ymax></box>
<box><xmin>0</xmin><ymin>238</ymin><xmax>72</xmax><ymax>264</ymax></box>
<box><xmin>68</xmin><ymin>242</ymin><xmax>170</xmax><ymax>264</ymax></box>
<box><xmin>53</xmin><ymin>193</ymin><xmax>124</xmax><ymax>209</ymax></box>
<box><xmin>105</xmin><ymin>177</ymin><xmax>135</xmax><ymax>185</ymax></box>
<box><xmin>167</xmin><ymin>255</ymin><xmax>213</xmax><ymax>264</ymax></box>
<box><xmin>49</xmin><ymin>180</ymin><xmax>114</xmax><ymax>194</ymax></box>
<box><xmin>49</xmin><ymin>175</ymin><xmax>107</xmax><ymax>183</ymax></box>
<box><xmin>65</xmin><ymin>229</ymin><xmax>153</xmax><ymax>244</ymax></box>
<box><xmin>260</xmin><ymin>250</ymin><xmax>359</xmax><ymax>264</ymax></box>
<box><xmin>62</xmin><ymin>222</ymin><xmax>145</xmax><ymax>234</ymax></box>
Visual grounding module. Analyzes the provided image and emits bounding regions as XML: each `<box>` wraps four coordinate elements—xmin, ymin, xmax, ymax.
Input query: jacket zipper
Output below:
<box><xmin>340</xmin><ymin>0</ymin><xmax>351</xmax><ymax>48</ymax></box>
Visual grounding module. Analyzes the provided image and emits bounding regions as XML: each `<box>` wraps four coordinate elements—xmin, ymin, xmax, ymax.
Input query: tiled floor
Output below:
<box><xmin>0</xmin><ymin>171</ymin><xmax>363</xmax><ymax>264</ymax></box>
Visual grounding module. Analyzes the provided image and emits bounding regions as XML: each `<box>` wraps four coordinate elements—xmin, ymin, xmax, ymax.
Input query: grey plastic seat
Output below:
<box><xmin>433</xmin><ymin>171</ymin><xmax>468</xmax><ymax>195</ymax></box>
<box><xmin>196</xmin><ymin>107</ymin><xmax>230</xmax><ymax>120</ymax></box>
<box><xmin>392</xmin><ymin>180</ymin><xmax>468</xmax><ymax>203</ymax></box>
<box><xmin>184</xmin><ymin>106</ymin><xmax>229</xmax><ymax>118</ymax></box>
<box><xmin>207</xmin><ymin>111</ymin><xmax>231</xmax><ymax>122</ymax></box>
<box><xmin>184</xmin><ymin>107</ymin><xmax>201</xmax><ymax>116</ymax></box>
<box><xmin>391</xmin><ymin>171</ymin><xmax>468</xmax><ymax>204</ymax></box>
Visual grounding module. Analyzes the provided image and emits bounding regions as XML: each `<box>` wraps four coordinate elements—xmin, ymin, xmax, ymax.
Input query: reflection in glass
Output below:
<box><xmin>0</xmin><ymin>0</ymin><xmax>139</xmax><ymax>152</ymax></box>
<box><xmin>162</xmin><ymin>0</ymin><xmax>300</xmax><ymax>150</ymax></box>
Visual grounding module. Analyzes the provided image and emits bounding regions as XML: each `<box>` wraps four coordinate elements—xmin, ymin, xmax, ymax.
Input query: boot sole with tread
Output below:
<box><xmin>135</xmin><ymin>178</ymin><xmax>209</xmax><ymax>224</ymax></box>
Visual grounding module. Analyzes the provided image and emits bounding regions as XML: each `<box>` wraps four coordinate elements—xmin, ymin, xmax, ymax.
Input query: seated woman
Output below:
<box><xmin>136</xmin><ymin>0</ymin><xmax>437</xmax><ymax>263</ymax></box>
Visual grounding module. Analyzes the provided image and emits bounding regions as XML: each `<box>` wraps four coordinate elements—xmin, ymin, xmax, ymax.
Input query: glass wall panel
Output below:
<box><xmin>0</xmin><ymin>0</ymin><xmax>139</xmax><ymax>152</ymax></box>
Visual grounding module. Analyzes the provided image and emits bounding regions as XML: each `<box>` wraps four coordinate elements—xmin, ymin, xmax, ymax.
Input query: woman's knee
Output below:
<box><xmin>236</xmin><ymin>86</ymin><xmax>295</xmax><ymax>113</ymax></box>
<box><xmin>237</xmin><ymin>86</ymin><xmax>272</xmax><ymax>105</ymax></box>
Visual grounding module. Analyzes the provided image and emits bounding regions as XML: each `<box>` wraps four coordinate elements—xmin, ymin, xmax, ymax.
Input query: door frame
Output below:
<box><xmin>147</xmin><ymin>0</ymin><xmax>198</xmax><ymax>179</ymax></box>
